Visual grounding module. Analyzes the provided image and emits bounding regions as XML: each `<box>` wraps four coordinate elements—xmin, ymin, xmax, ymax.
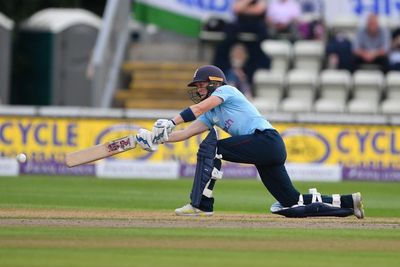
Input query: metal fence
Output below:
<box><xmin>1</xmin><ymin>105</ymin><xmax>399</xmax><ymax>126</ymax></box>
<box><xmin>91</xmin><ymin>0</ymin><xmax>131</xmax><ymax>107</ymax></box>
<box><xmin>0</xmin><ymin>12</ymin><xmax>13</xmax><ymax>104</ymax></box>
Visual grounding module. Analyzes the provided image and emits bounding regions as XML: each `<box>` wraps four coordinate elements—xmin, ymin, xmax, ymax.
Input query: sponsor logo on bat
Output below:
<box><xmin>107</xmin><ymin>136</ymin><xmax>134</xmax><ymax>152</ymax></box>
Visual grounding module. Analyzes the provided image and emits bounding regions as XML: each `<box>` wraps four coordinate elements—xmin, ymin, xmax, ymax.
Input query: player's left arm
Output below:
<box><xmin>151</xmin><ymin>95</ymin><xmax>222</xmax><ymax>145</ymax></box>
<box><xmin>167</xmin><ymin>120</ymin><xmax>209</xmax><ymax>142</ymax></box>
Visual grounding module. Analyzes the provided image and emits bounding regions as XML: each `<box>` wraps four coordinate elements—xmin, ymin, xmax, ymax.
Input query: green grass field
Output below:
<box><xmin>0</xmin><ymin>176</ymin><xmax>399</xmax><ymax>267</ymax></box>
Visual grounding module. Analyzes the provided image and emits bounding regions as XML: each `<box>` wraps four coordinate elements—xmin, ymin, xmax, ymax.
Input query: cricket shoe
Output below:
<box><xmin>352</xmin><ymin>192</ymin><xmax>365</xmax><ymax>219</ymax></box>
<box><xmin>174</xmin><ymin>203</ymin><xmax>214</xmax><ymax>217</ymax></box>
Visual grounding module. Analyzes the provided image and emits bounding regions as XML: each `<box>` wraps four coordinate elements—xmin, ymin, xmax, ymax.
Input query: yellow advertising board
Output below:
<box><xmin>0</xmin><ymin>117</ymin><xmax>207</xmax><ymax>164</ymax></box>
<box><xmin>1</xmin><ymin>117</ymin><xmax>400</xmax><ymax>171</ymax></box>
<box><xmin>278</xmin><ymin>124</ymin><xmax>400</xmax><ymax>169</ymax></box>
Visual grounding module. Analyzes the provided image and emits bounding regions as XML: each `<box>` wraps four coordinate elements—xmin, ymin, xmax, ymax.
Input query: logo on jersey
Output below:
<box><xmin>212</xmin><ymin>117</ymin><xmax>219</xmax><ymax>124</ymax></box>
<box><xmin>223</xmin><ymin>119</ymin><xmax>234</xmax><ymax>131</ymax></box>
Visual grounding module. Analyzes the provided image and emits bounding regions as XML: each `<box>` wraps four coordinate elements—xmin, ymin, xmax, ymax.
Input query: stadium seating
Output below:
<box><xmin>314</xmin><ymin>70</ymin><xmax>352</xmax><ymax>113</ymax></box>
<box><xmin>293</xmin><ymin>40</ymin><xmax>325</xmax><ymax>71</ymax></box>
<box><xmin>252</xmin><ymin>70</ymin><xmax>285</xmax><ymax>112</ymax></box>
<box><xmin>328</xmin><ymin>15</ymin><xmax>359</xmax><ymax>39</ymax></box>
<box><xmin>280</xmin><ymin>69</ymin><xmax>318</xmax><ymax>112</ymax></box>
<box><xmin>255</xmin><ymin>34</ymin><xmax>400</xmax><ymax>115</ymax></box>
<box><xmin>198</xmin><ymin>16</ymin><xmax>258</xmax><ymax>60</ymax></box>
<box><xmin>120</xmin><ymin>14</ymin><xmax>400</xmax><ymax>116</ymax></box>
<box><xmin>381</xmin><ymin>71</ymin><xmax>400</xmax><ymax>114</ymax></box>
<box><xmin>377</xmin><ymin>16</ymin><xmax>399</xmax><ymax>31</ymax></box>
<box><xmin>261</xmin><ymin>40</ymin><xmax>292</xmax><ymax>72</ymax></box>
<box><xmin>347</xmin><ymin>70</ymin><xmax>385</xmax><ymax>114</ymax></box>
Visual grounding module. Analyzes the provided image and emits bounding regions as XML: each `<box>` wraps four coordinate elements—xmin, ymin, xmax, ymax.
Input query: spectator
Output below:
<box><xmin>389</xmin><ymin>28</ymin><xmax>400</xmax><ymax>71</ymax></box>
<box><xmin>226</xmin><ymin>43</ymin><xmax>253</xmax><ymax>99</ymax></box>
<box><xmin>298</xmin><ymin>0</ymin><xmax>324</xmax><ymax>14</ymax></box>
<box><xmin>326</xmin><ymin>30</ymin><xmax>353</xmax><ymax>71</ymax></box>
<box><xmin>297</xmin><ymin>0</ymin><xmax>325</xmax><ymax>40</ymax></box>
<box><xmin>266</xmin><ymin>0</ymin><xmax>301</xmax><ymax>42</ymax></box>
<box><xmin>212</xmin><ymin>0</ymin><xmax>270</xmax><ymax>83</ymax></box>
<box><xmin>352</xmin><ymin>13</ymin><xmax>390</xmax><ymax>73</ymax></box>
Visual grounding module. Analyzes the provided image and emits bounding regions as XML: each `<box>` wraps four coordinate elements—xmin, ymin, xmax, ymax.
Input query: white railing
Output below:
<box><xmin>0</xmin><ymin>105</ymin><xmax>398</xmax><ymax>126</ymax></box>
<box><xmin>91</xmin><ymin>0</ymin><xmax>131</xmax><ymax>107</ymax></box>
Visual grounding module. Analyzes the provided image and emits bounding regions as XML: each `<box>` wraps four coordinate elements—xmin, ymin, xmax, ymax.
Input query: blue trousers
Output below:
<box><xmin>216</xmin><ymin>129</ymin><xmax>353</xmax><ymax>208</ymax></box>
<box><xmin>217</xmin><ymin>129</ymin><xmax>299</xmax><ymax>207</ymax></box>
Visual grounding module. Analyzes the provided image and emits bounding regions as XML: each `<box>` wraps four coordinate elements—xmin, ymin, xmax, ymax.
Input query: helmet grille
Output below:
<box><xmin>187</xmin><ymin>87</ymin><xmax>202</xmax><ymax>104</ymax></box>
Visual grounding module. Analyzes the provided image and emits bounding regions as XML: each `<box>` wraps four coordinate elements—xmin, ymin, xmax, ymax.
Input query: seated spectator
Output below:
<box><xmin>352</xmin><ymin>13</ymin><xmax>390</xmax><ymax>73</ymax></box>
<box><xmin>212</xmin><ymin>0</ymin><xmax>270</xmax><ymax>81</ymax></box>
<box><xmin>326</xmin><ymin>30</ymin><xmax>353</xmax><ymax>71</ymax></box>
<box><xmin>389</xmin><ymin>28</ymin><xmax>400</xmax><ymax>71</ymax></box>
<box><xmin>297</xmin><ymin>0</ymin><xmax>325</xmax><ymax>40</ymax></box>
<box><xmin>298</xmin><ymin>0</ymin><xmax>324</xmax><ymax>14</ymax></box>
<box><xmin>266</xmin><ymin>0</ymin><xmax>301</xmax><ymax>42</ymax></box>
<box><xmin>226</xmin><ymin>43</ymin><xmax>253</xmax><ymax>99</ymax></box>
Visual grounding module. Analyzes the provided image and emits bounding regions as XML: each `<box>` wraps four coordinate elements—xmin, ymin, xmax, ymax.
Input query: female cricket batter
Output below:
<box><xmin>136</xmin><ymin>65</ymin><xmax>364</xmax><ymax>219</ymax></box>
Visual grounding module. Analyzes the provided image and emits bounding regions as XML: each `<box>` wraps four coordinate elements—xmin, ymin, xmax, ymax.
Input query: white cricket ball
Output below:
<box><xmin>16</xmin><ymin>153</ymin><xmax>27</xmax><ymax>163</ymax></box>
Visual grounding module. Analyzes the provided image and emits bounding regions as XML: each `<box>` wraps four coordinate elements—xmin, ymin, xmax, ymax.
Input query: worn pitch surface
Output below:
<box><xmin>1</xmin><ymin>209</ymin><xmax>399</xmax><ymax>229</ymax></box>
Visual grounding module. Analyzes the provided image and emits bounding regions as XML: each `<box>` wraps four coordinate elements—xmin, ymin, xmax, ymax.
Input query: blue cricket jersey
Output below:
<box><xmin>197</xmin><ymin>85</ymin><xmax>274</xmax><ymax>136</ymax></box>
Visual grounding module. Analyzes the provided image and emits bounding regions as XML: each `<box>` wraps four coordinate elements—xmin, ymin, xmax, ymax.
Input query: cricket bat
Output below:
<box><xmin>65</xmin><ymin>135</ymin><xmax>137</xmax><ymax>167</ymax></box>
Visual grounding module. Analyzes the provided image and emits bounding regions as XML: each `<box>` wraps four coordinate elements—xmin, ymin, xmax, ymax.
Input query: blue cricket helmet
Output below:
<box><xmin>187</xmin><ymin>65</ymin><xmax>227</xmax><ymax>86</ymax></box>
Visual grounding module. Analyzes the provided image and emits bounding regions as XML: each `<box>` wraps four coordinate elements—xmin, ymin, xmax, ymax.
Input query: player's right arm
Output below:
<box><xmin>171</xmin><ymin>95</ymin><xmax>222</xmax><ymax>125</ymax></box>
<box><xmin>167</xmin><ymin>120</ymin><xmax>209</xmax><ymax>142</ymax></box>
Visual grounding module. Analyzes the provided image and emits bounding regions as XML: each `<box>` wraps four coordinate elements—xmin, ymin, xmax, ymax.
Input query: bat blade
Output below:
<box><xmin>65</xmin><ymin>135</ymin><xmax>137</xmax><ymax>167</ymax></box>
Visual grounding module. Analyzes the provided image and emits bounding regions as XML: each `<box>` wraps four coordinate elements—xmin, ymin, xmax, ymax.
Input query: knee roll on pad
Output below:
<box><xmin>190</xmin><ymin>128</ymin><xmax>223</xmax><ymax>208</ymax></box>
<box><xmin>190</xmin><ymin>156</ymin><xmax>214</xmax><ymax>207</ymax></box>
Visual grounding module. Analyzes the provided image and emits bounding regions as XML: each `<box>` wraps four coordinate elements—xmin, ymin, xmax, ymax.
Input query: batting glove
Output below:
<box><xmin>136</xmin><ymin>128</ymin><xmax>158</xmax><ymax>152</ymax></box>
<box><xmin>152</xmin><ymin>119</ymin><xmax>175</xmax><ymax>144</ymax></box>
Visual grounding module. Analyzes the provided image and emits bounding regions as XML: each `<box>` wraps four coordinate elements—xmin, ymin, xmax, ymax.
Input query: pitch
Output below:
<box><xmin>0</xmin><ymin>176</ymin><xmax>399</xmax><ymax>267</ymax></box>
